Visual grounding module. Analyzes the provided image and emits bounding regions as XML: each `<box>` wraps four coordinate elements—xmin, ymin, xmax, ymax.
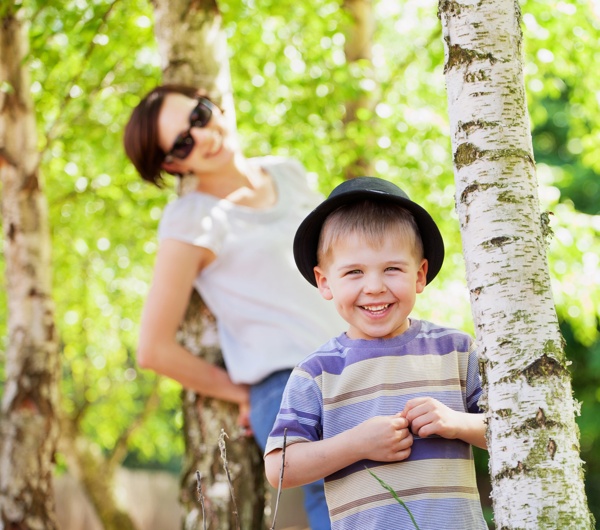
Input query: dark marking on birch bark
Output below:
<box><xmin>454</xmin><ymin>142</ymin><xmax>481</xmax><ymax>169</ymax></box>
<box><xmin>23</xmin><ymin>169</ymin><xmax>41</xmax><ymax>192</ymax></box>
<box><xmin>455</xmin><ymin>145</ymin><xmax>535</xmax><ymax>170</ymax></box>
<box><xmin>465</xmin><ymin>70</ymin><xmax>490</xmax><ymax>83</ymax></box>
<box><xmin>470</xmin><ymin>286</ymin><xmax>482</xmax><ymax>300</ymax></box>
<box><xmin>437</xmin><ymin>0</ymin><xmax>464</xmax><ymax>18</ymax></box>
<box><xmin>540</xmin><ymin>211</ymin><xmax>554</xmax><ymax>246</ymax></box>
<box><xmin>460</xmin><ymin>182</ymin><xmax>480</xmax><ymax>202</ymax></box>
<box><xmin>512</xmin><ymin>408</ymin><xmax>561</xmax><ymax>435</ymax></box>
<box><xmin>547</xmin><ymin>438</ymin><xmax>557</xmax><ymax>459</ymax></box>
<box><xmin>0</xmin><ymin>147</ymin><xmax>18</xmax><ymax>167</ymax></box>
<box><xmin>522</xmin><ymin>354</ymin><xmax>566</xmax><ymax>383</ymax></box>
<box><xmin>482</xmin><ymin>236</ymin><xmax>513</xmax><ymax>249</ymax></box>
<box><xmin>457</xmin><ymin>120</ymin><xmax>499</xmax><ymax>134</ymax></box>
<box><xmin>497</xmin><ymin>190</ymin><xmax>517</xmax><ymax>203</ymax></box>
<box><xmin>495</xmin><ymin>460</ymin><xmax>528</xmax><ymax>481</ymax></box>
<box><xmin>536</xmin><ymin>407</ymin><xmax>546</xmax><ymax>427</ymax></box>
<box><xmin>443</xmin><ymin>43</ymin><xmax>499</xmax><ymax>74</ymax></box>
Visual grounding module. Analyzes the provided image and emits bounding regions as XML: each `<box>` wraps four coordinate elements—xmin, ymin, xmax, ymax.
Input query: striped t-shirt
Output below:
<box><xmin>265</xmin><ymin>319</ymin><xmax>487</xmax><ymax>530</ymax></box>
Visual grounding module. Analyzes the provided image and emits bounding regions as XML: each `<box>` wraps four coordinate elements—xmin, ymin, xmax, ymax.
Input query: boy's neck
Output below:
<box><xmin>345</xmin><ymin>318</ymin><xmax>413</xmax><ymax>341</ymax></box>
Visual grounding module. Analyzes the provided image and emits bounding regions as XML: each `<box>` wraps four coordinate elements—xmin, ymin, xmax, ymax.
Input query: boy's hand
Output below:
<box><xmin>352</xmin><ymin>413</ymin><xmax>413</xmax><ymax>462</ymax></box>
<box><xmin>402</xmin><ymin>397</ymin><xmax>460</xmax><ymax>440</ymax></box>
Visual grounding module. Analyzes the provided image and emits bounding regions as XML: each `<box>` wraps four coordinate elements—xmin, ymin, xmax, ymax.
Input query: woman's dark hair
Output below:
<box><xmin>123</xmin><ymin>84</ymin><xmax>199</xmax><ymax>187</ymax></box>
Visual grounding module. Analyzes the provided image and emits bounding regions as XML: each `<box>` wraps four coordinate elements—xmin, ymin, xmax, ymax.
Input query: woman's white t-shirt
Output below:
<box><xmin>158</xmin><ymin>156</ymin><xmax>345</xmax><ymax>384</ymax></box>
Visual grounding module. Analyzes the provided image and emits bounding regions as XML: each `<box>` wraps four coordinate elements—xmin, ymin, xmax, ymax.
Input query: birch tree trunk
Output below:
<box><xmin>439</xmin><ymin>0</ymin><xmax>593</xmax><ymax>527</ymax></box>
<box><xmin>0</xmin><ymin>4</ymin><xmax>60</xmax><ymax>528</ymax></box>
<box><xmin>151</xmin><ymin>1</ymin><xmax>265</xmax><ymax>528</ymax></box>
<box><xmin>342</xmin><ymin>0</ymin><xmax>375</xmax><ymax>179</ymax></box>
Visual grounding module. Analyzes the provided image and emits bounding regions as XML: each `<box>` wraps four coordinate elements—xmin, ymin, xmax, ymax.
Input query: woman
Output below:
<box><xmin>123</xmin><ymin>84</ymin><xmax>343</xmax><ymax>529</ymax></box>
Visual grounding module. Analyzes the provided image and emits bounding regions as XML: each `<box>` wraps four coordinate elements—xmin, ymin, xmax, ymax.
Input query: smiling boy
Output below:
<box><xmin>264</xmin><ymin>177</ymin><xmax>487</xmax><ymax>530</ymax></box>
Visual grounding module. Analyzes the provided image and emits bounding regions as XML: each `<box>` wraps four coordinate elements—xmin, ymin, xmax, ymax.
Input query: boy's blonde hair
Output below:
<box><xmin>317</xmin><ymin>200</ymin><xmax>424</xmax><ymax>267</ymax></box>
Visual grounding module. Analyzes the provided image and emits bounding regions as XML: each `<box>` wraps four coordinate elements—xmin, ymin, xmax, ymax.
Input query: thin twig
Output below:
<box><xmin>218</xmin><ymin>429</ymin><xmax>240</xmax><ymax>530</ymax></box>
<box><xmin>270</xmin><ymin>428</ymin><xmax>288</xmax><ymax>530</ymax></box>
<box><xmin>195</xmin><ymin>471</ymin><xmax>207</xmax><ymax>530</ymax></box>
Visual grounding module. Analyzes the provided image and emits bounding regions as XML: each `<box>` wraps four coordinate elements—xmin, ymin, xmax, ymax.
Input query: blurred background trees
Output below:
<box><xmin>0</xmin><ymin>0</ymin><xmax>598</xmax><ymax>527</ymax></box>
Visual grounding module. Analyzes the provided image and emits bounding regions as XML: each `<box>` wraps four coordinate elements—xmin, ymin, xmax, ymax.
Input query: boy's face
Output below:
<box><xmin>314</xmin><ymin>232</ymin><xmax>427</xmax><ymax>341</ymax></box>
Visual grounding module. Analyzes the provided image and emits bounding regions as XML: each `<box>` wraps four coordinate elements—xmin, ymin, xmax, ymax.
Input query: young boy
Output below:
<box><xmin>264</xmin><ymin>177</ymin><xmax>487</xmax><ymax>529</ymax></box>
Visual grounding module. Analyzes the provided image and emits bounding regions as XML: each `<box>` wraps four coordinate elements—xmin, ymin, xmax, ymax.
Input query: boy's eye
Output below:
<box><xmin>345</xmin><ymin>269</ymin><xmax>362</xmax><ymax>276</ymax></box>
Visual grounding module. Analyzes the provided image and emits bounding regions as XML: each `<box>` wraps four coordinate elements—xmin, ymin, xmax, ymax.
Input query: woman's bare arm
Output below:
<box><xmin>137</xmin><ymin>239</ymin><xmax>248</xmax><ymax>406</ymax></box>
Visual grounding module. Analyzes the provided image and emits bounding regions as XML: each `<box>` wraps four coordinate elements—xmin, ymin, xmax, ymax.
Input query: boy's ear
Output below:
<box><xmin>313</xmin><ymin>266</ymin><xmax>333</xmax><ymax>300</ymax></box>
<box><xmin>416</xmin><ymin>259</ymin><xmax>428</xmax><ymax>294</ymax></box>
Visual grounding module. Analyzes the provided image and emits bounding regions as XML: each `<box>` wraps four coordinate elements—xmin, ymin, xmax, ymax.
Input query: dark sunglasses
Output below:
<box><xmin>164</xmin><ymin>97</ymin><xmax>217</xmax><ymax>162</ymax></box>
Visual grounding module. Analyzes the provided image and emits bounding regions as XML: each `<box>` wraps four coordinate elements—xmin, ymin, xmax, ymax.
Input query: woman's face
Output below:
<box><xmin>158</xmin><ymin>93</ymin><xmax>235</xmax><ymax>175</ymax></box>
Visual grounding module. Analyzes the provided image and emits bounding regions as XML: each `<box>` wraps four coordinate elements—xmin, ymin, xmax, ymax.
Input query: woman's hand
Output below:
<box><xmin>237</xmin><ymin>395</ymin><xmax>253</xmax><ymax>437</ymax></box>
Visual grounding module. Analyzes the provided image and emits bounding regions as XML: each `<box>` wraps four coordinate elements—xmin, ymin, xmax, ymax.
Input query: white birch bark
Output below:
<box><xmin>439</xmin><ymin>0</ymin><xmax>593</xmax><ymax>527</ymax></box>
<box><xmin>0</xmin><ymin>5</ymin><xmax>60</xmax><ymax>529</ymax></box>
<box><xmin>342</xmin><ymin>0</ymin><xmax>375</xmax><ymax>178</ymax></box>
<box><xmin>150</xmin><ymin>1</ymin><xmax>265</xmax><ymax>527</ymax></box>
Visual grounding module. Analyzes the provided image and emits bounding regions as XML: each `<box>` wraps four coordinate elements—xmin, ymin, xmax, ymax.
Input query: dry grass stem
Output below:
<box><xmin>270</xmin><ymin>427</ymin><xmax>288</xmax><ymax>530</ymax></box>
<box><xmin>195</xmin><ymin>471</ymin><xmax>207</xmax><ymax>530</ymax></box>
<box><xmin>218</xmin><ymin>429</ymin><xmax>240</xmax><ymax>530</ymax></box>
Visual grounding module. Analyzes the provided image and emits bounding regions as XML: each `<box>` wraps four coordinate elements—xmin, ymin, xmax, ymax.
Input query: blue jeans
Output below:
<box><xmin>250</xmin><ymin>369</ymin><xmax>331</xmax><ymax>530</ymax></box>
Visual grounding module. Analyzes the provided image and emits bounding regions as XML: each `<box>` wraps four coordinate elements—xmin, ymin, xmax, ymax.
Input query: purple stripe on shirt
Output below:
<box><xmin>300</xmin><ymin>324</ymin><xmax>473</xmax><ymax>378</ymax></box>
<box><xmin>325</xmin><ymin>437</ymin><xmax>472</xmax><ymax>482</ymax></box>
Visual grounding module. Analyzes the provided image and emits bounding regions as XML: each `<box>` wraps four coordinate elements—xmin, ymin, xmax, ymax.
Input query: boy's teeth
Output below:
<box><xmin>363</xmin><ymin>304</ymin><xmax>388</xmax><ymax>311</ymax></box>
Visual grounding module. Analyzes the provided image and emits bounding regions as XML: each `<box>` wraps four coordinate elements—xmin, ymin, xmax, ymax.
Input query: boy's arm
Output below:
<box><xmin>402</xmin><ymin>397</ymin><xmax>487</xmax><ymax>450</ymax></box>
<box><xmin>264</xmin><ymin>413</ymin><xmax>413</xmax><ymax>489</ymax></box>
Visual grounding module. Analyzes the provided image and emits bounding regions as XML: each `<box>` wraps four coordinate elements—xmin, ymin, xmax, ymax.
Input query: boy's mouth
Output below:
<box><xmin>360</xmin><ymin>304</ymin><xmax>390</xmax><ymax>314</ymax></box>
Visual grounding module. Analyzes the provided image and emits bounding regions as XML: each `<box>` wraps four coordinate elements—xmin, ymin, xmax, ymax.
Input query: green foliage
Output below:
<box><xmin>522</xmin><ymin>0</ymin><xmax>600</xmax><ymax>216</ymax></box>
<box><xmin>562</xmin><ymin>321</ymin><xmax>600</xmax><ymax>520</ymax></box>
<box><xmin>8</xmin><ymin>0</ymin><xmax>182</xmax><ymax>468</ymax></box>
<box><xmin>0</xmin><ymin>3</ymin><xmax>598</xmax><ymax>521</ymax></box>
<box><xmin>367</xmin><ymin>467</ymin><xmax>421</xmax><ymax>529</ymax></box>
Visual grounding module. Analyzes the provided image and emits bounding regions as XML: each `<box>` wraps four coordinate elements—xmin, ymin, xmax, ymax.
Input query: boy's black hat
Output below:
<box><xmin>293</xmin><ymin>176</ymin><xmax>445</xmax><ymax>287</ymax></box>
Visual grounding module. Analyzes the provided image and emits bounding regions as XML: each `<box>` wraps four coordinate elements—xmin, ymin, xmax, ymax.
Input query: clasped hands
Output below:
<box><xmin>355</xmin><ymin>397</ymin><xmax>461</xmax><ymax>463</ymax></box>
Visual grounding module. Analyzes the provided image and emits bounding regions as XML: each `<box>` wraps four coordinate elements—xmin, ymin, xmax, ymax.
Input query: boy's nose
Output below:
<box><xmin>363</xmin><ymin>274</ymin><xmax>386</xmax><ymax>294</ymax></box>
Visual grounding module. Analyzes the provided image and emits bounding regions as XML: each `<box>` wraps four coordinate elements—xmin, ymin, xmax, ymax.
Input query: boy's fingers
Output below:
<box><xmin>393</xmin><ymin>416</ymin><xmax>409</xmax><ymax>429</ymax></box>
<box><xmin>404</xmin><ymin>397</ymin><xmax>429</xmax><ymax>411</ymax></box>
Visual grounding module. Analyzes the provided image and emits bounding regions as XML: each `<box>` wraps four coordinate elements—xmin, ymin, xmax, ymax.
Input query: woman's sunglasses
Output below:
<box><xmin>164</xmin><ymin>97</ymin><xmax>217</xmax><ymax>162</ymax></box>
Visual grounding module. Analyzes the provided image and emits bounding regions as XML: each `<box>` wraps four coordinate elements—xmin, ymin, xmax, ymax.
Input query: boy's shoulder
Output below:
<box><xmin>295</xmin><ymin>334</ymin><xmax>347</xmax><ymax>373</ymax></box>
<box><xmin>416</xmin><ymin>319</ymin><xmax>475</xmax><ymax>352</ymax></box>
<box><xmin>417</xmin><ymin>319</ymin><xmax>471</xmax><ymax>336</ymax></box>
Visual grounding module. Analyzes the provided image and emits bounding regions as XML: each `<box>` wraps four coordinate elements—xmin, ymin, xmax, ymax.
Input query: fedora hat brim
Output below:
<box><xmin>293</xmin><ymin>177</ymin><xmax>445</xmax><ymax>287</ymax></box>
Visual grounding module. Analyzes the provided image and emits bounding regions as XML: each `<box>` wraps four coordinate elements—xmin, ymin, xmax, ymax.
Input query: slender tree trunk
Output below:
<box><xmin>58</xmin><ymin>430</ymin><xmax>137</xmax><ymax>530</ymax></box>
<box><xmin>150</xmin><ymin>1</ymin><xmax>265</xmax><ymax>528</ymax></box>
<box><xmin>56</xmin><ymin>385</ymin><xmax>161</xmax><ymax>530</ymax></box>
<box><xmin>0</xmin><ymin>4</ymin><xmax>60</xmax><ymax>529</ymax></box>
<box><xmin>439</xmin><ymin>0</ymin><xmax>593</xmax><ymax>527</ymax></box>
<box><xmin>342</xmin><ymin>0</ymin><xmax>375</xmax><ymax>179</ymax></box>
